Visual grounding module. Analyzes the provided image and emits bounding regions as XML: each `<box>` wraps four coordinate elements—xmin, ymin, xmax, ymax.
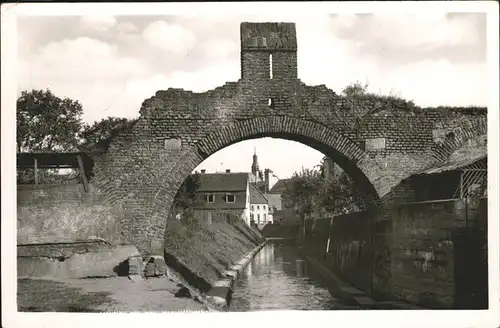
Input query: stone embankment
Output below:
<box><xmin>205</xmin><ymin>241</ymin><xmax>267</xmax><ymax>309</ymax></box>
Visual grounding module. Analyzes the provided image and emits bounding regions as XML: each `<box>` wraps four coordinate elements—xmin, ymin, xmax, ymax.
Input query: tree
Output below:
<box><xmin>172</xmin><ymin>173</ymin><xmax>201</xmax><ymax>227</ymax></box>
<box><xmin>17</xmin><ymin>89</ymin><xmax>84</xmax><ymax>153</ymax></box>
<box><xmin>81</xmin><ymin>116</ymin><xmax>133</xmax><ymax>149</ymax></box>
<box><xmin>17</xmin><ymin>89</ymin><xmax>86</xmax><ymax>184</ymax></box>
<box><xmin>282</xmin><ymin>162</ymin><xmax>362</xmax><ymax>234</ymax></box>
<box><xmin>16</xmin><ymin>90</ymin><xmax>138</xmax><ymax>184</ymax></box>
<box><xmin>319</xmin><ymin>171</ymin><xmax>360</xmax><ymax>215</ymax></box>
<box><xmin>282</xmin><ymin>168</ymin><xmax>324</xmax><ymax>237</ymax></box>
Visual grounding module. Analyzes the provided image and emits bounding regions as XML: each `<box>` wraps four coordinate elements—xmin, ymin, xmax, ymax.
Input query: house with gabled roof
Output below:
<box><xmin>192</xmin><ymin>170</ymin><xmax>252</xmax><ymax>226</ymax></box>
<box><xmin>249</xmin><ymin>183</ymin><xmax>271</xmax><ymax>225</ymax></box>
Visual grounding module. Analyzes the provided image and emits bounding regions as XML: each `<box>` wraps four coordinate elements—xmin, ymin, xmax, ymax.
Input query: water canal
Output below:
<box><xmin>229</xmin><ymin>240</ymin><xmax>360</xmax><ymax>311</ymax></box>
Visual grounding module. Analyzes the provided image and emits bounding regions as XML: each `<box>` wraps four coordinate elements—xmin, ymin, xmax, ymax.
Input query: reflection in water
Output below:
<box><xmin>229</xmin><ymin>240</ymin><xmax>357</xmax><ymax>311</ymax></box>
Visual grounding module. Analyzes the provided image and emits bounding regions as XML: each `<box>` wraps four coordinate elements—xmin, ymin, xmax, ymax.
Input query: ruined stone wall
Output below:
<box><xmin>87</xmin><ymin>22</ymin><xmax>487</xmax><ymax>256</ymax></box>
<box><xmin>17</xmin><ymin>183</ymin><xmax>123</xmax><ymax>245</ymax></box>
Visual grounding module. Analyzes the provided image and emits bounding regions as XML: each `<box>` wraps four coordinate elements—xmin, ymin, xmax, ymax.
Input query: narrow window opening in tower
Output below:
<box><xmin>269</xmin><ymin>53</ymin><xmax>273</xmax><ymax>79</ymax></box>
<box><xmin>268</xmin><ymin>98</ymin><xmax>274</xmax><ymax>108</ymax></box>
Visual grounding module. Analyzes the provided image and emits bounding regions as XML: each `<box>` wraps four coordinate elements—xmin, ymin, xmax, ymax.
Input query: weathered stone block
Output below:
<box><xmin>365</xmin><ymin>138</ymin><xmax>386</xmax><ymax>151</ymax></box>
<box><xmin>144</xmin><ymin>262</ymin><xmax>156</xmax><ymax>277</ymax></box>
<box><xmin>144</xmin><ymin>255</ymin><xmax>167</xmax><ymax>277</ymax></box>
<box><xmin>128</xmin><ymin>255</ymin><xmax>144</xmax><ymax>276</ymax></box>
<box><xmin>164</xmin><ymin>138</ymin><xmax>182</xmax><ymax>150</ymax></box>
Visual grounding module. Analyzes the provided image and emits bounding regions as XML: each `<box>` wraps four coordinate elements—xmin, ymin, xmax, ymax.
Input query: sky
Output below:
<box><xmin>16</xmin><ymin>9</ymin><xmax>488</xmax><ymax>179</ymax></box>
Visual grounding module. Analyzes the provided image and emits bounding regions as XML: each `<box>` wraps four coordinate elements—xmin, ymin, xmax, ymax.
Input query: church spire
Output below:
<box><xmin>251</xmin><ymin>147</ymin><xmax>259</xmax><ymax>177</ymax></box>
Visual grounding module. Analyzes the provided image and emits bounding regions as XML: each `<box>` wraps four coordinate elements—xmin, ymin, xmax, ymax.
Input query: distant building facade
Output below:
<box><xmin>192</xmin><ymin>171</ymin><xmax>251</xmax><ymax>225</ymax></box>
<box><xmin>192</xmin><ymin>149</ymin><xmax>285</xmax><ymax>226</ymax></box>
<box><xmin>249</xmin><ymin>184</ymin><xmax>271</xmax><ymax>224</ymax></box>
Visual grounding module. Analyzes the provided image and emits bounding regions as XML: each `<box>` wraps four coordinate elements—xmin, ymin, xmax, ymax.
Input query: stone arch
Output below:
<box><xmin>166</xmin><ymin>116</ymin><xmax>386</xmax><ymax>210</ymax></box>
<box><xmin>430</xmin><ymin>115</ymin><xmax>487</xmax><ymax>163</ymax></box>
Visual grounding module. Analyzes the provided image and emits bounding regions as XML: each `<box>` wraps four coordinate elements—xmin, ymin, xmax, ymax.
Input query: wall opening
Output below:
<box><xmin>269</xmin><ymin>53</ymin><xmax>273</xmax><ymax>79</ymax></box>
<box><xmin>268</xmin><ymin>98</ymin><xmax>274</xmax><ymax>108</ymax></box>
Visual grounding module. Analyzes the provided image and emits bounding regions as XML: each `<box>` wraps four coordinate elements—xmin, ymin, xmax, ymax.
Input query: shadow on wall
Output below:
<box><xmin>452</xmin><ymin>197</ymin><xmax>488</xmax><ymax>309</ymax></box>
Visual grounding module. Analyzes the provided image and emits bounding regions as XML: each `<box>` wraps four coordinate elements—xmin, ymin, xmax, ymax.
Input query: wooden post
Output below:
<box><xmin>34</xmin><ymin>158</ymin><xmax>38</xmax><ymax>185</ymax></box>
<box><xmin>460</xmin><ymin>172</ymin><xmax>464</xmax><ymax>199</ymax></box>
<box><xmin>77</xmin><ymin>155</ymin><xmax>89</xmax><ymax>192</ymax></box>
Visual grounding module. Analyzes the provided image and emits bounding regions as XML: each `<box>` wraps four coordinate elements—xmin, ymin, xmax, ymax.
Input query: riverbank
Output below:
<box><xmin>163</xmin><ymin>216</ymin><xmax>264</xmax><ymax>293</ymax></box>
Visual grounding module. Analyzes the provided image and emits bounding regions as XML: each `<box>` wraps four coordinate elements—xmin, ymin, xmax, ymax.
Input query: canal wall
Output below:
<box><xmin>303</xmin><ymin>211</ymin><xmax>373</xmax><ymax>293</ymax></box>
<box><xmin>206</xmin><ymin>241</ymin><xmax>267</xmax><ymax>309</ymax></box>
<box><xmin>389</xmin><ymin>197</ymin><xmax>488</xmax><ymax>309</ymax></box>
<box><xmin>301</xmin><ymin>197</ymin><xmax>488</xmax><ymax>309</ymax></box>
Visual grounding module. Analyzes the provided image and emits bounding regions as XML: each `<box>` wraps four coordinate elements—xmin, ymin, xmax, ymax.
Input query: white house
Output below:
<box><xmin>249</xmin><ymin>184</ymin><xmax>271</xmax><ymax>225</ymax></box>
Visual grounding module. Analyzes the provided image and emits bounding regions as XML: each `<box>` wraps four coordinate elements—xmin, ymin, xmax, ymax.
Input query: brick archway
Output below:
<box><xmin>87</xmin><ymin>22</ymin><xmax>487</xmax><ymax>256</ymax></box>
<box><xmin>430</xmin><ymin>117</ymin><xmax>487</xmax><ymax>163</ymax></box>
<box><xmin>169</xmin><ymin>116</ymin><xmax>384</xmax><ymax>205</ymax></box>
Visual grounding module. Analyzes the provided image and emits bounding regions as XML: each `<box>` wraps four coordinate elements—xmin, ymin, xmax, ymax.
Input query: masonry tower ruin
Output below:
<box><xmin>240</xmin><ymin>22</ymin><xmax>298</xmax><ymax>81</ymax></box>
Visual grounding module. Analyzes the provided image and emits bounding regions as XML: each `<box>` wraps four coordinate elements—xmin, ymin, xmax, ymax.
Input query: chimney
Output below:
<box><xmin>201</xmin><ymin>169</ymin><xmax>206</xmax><ymax>174</ymax></box>
<box><xmin>226</xmin><ymin>169</ymin><xmax>231</xmax><ymax>173</ymax></box>
<box><xmin>264</xmin><ymin>169</ymin><xmax>271</xmax><ymax>193</ymax></box>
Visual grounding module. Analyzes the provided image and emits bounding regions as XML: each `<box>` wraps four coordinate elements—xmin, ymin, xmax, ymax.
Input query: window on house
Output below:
<box><xmin>257</xmin><ymin>214</ymin><xmax>260</xmax><ymax>223</ymax></box>
<box><xmin>263</xmin><ymin>205</ymin><xmax>266</xmax><ymax>211</ymax></box>
<box><xmin>251</xmin><ymin>205</ymin><xmax>254</xmax><ymax>211</ymax></box>
<box><xmin>206</xmin><ymin>194</ymin><xmax>214</xmax><ymax>203</ymax></box>
<box><xmin>226</xmin><ymin>194</ymin><xmax>235</xmax><ymax>203</ymax></box>
<box><xmin>264</xmin><ymin>214</ymin><xmax>267</xmax><ymax>222</ymax></box>
<box><xmin>257</xmin><ymin>205</ymin><xmax>260</xmax><ymax>210</ymax></box>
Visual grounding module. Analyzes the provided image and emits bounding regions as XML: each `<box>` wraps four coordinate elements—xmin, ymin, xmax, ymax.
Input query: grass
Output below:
<box><xmin>17</xmin><ymin>278</ymin><xmax>116</xmax><ymax>312</ymax></box>
<box><xmin>163</xmin><ymin>217</ymin><xmax>264</xmax><ymax>288</ymax></box>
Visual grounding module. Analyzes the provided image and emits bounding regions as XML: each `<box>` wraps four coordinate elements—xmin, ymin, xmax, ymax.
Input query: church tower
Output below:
<box><xmin>251</xmin><ymin>147</ymin><xmax>260</xmax><ymax>177</ymax></box>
